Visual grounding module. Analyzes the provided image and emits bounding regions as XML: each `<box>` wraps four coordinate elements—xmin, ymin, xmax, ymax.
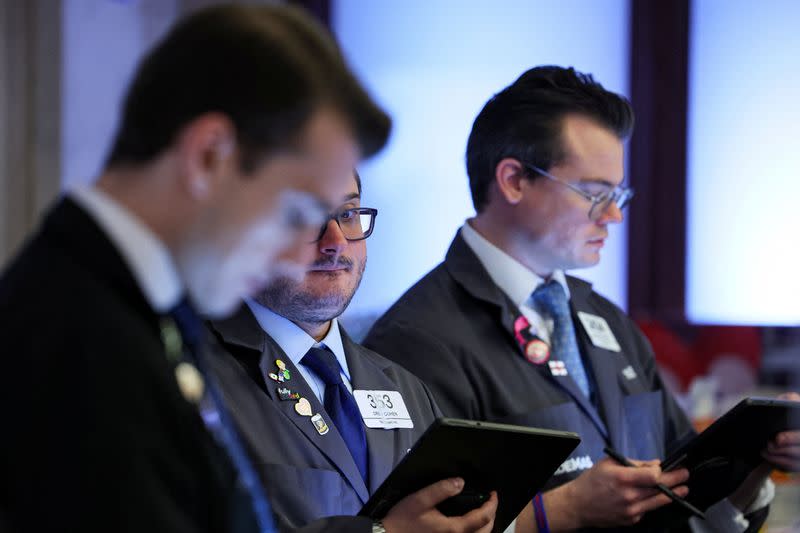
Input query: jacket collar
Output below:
<box><xmin>444</xmin><ymin>230</ymin><xmax>610</xmax><ymax>439</ymax></box>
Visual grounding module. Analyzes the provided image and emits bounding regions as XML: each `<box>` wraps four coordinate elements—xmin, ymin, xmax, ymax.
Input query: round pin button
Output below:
<box><xmin>175</xmin><ymin>362</ymin><xmax>205</xmax><ymax>403</ymax></box>
<box><xmin>525</xmin><ymin>339</ymin><xmax>550</xmax><ymax>364</ymax></box>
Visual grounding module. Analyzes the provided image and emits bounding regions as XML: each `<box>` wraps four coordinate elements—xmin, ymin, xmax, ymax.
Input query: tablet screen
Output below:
<box><xmin>661</xmin><ymin>397</ymin><xmax>800</xmax><ymax>511</ymax></box>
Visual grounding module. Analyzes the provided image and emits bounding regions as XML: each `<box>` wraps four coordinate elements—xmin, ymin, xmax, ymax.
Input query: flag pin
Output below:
<box><xmin>548</xmin><ymin>360</ymin><xmax>568</xmax><ymax>376</ymax></box>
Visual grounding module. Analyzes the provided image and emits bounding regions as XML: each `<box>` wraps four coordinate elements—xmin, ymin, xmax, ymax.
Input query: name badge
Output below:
<box><xmin>577</xmin><ymin>312</ymin><xmax>621</xmax><ymax>352</ymax></box>
<box><xmin>353</xmin><ymin>390</ymin><xmax>413</xmax><ymax>429</ymax></box>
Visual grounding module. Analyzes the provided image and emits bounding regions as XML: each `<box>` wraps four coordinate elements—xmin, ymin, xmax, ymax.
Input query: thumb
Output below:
<box><xmin>631</xmin><ymin>458</ymin><xmax>661</xmax><ymax>468</ymax></box>
<box><xmin>777</xmin><ymin>392</ymin><xmax>800</xmax><ymax>402</ymax></box>
<box><xmin>407</xmin><ymin>477</ymin><xmax>465</xmax><ymax>510</ymax></box>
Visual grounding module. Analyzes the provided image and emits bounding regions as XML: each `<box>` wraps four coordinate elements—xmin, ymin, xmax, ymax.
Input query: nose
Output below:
<box><xmin>318</xmin><ymin>219</ymin><xmax>347</xmax><ymax>259</ymax></box>
<box><xmin>595</xmin><ymin>200</ymin><xmax>624</xmax><ymax>225</ymax></box>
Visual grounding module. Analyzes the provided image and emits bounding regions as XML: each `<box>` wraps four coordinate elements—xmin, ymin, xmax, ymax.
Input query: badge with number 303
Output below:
<box><xmin>353</xmin><ymin>390</ymin><xmax>413</xmax><ymax>429</ymax></box>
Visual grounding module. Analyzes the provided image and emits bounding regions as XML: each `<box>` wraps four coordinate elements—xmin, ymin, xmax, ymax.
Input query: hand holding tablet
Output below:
<box><xmin>360</xmin><ymin>418</ymin><xmax>580</xmax><ymax>533</ymax></box>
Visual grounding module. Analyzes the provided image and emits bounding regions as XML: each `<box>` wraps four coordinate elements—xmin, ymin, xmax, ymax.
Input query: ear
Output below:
<box><xmin>174</xmin><ymin>113</ymin><xmax>237</xmax><ymax>200</ymax></box>
<box><xmin>493</xmin><ymin>157</ymin><xmax>527</xmax><ymax>205</ymax></box>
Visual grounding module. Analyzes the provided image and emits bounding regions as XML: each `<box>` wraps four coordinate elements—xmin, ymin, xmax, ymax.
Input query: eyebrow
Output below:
<box><xmin>577</xmin><ymin>178</ymin><xmax>624</xmax><ymax>188</ymax></box>
<box><xmin>342</xmin><ymin>192</ymin><xmax>360</xmax><ymax>202</ymax></box>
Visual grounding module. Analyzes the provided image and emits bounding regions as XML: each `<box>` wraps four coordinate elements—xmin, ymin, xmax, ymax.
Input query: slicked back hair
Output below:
<box><xmin>466</xmin><ymin>66</ymin><xmax>633</xmax><ymax>213</ymax></box>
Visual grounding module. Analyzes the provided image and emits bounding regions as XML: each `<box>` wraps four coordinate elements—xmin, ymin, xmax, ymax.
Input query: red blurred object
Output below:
<box><xmin>636</xmin><ymin>320</ymin><xmax>762</xmax><ymax>392</ymax></box>
<box><xmin>637</xmin><ymin>319</ymin><xmax>699</xmax><ymax>390</ymax></box>
<box><xmin>692</xmin><ymin>325</ymin><xmax>761</xmax><ymax>374</ymax></box>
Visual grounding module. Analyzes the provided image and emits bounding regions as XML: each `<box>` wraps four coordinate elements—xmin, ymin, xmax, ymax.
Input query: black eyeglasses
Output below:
<box><xmin>523</xmin><ymin>163</ymin><xmax>634</xmax><ymax>222</ymax></box>
<box><xmin>314</xmin><ymin>207</ymin><xmax>378</xmax><ymax>242</ymax></box>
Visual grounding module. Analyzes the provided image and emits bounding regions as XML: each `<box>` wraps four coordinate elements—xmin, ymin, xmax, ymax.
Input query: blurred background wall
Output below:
<box><xmin>1</xmin><ymin>0</ymin><xmax>798</xmax><ymax>526</ymax></box>
<box><xmin>2</xmin><ymin>0</ymin><xmax>799</xmax><ymax>380</ymax></box>
<box><xmin>332</xmin><ymin>0</ymin><xmax>631</xmax><ymax>320</ymax></box>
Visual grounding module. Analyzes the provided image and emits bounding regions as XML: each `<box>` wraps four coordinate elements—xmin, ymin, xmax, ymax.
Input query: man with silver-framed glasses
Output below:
<box><xmin>364</xmin><ymin>66</ymin><xmax>796</xmax><ymax>532</ymax></box>
<box><xmin>207</xmin><ymin>170</ymin><xmax>497</xmax><ymax>532</ymax></box>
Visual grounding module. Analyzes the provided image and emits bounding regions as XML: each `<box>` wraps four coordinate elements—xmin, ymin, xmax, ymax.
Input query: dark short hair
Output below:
<box><xmin>105</xmin><ymin>4</ymin><xmax>390</xmax><ymax>172</ymax></box>
<box><xmin>466</xmin><ymin>66</ymin><xmax>634</xmax><ymax>212</ymax></box>
<box><xmin>354</xmin><ymin>169</ymin><xmax>362</xmax><ymax>195</ymax></box>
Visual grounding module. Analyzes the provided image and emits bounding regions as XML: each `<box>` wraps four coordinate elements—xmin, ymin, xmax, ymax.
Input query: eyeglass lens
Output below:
<box><xmin>337</xmin><ymin>211</ymin><xmax>373</xmax><ymax>240</ymax></box>
<box><xmin>588</xmin><ymin>190</ymin><xmax>632</xmax><ymax>221</ymax></box>
<box><xmin>316</xmin><ymin>209</ymin><xmax>376</xmax><ymax>242</ymax></box>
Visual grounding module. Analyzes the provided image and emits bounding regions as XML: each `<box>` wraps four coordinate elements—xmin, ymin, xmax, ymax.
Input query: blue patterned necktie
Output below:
<box><xmin>169</xmin><ymin>299</ymin><xmax>277</xmax><ymax>533</ymax></box>
<box><xmin>532</xmin><ymin>281</ymin><xmax>591</xmax><ymax>398</ymax></box>
<box><xmin>302</xmin><ymin>346</ymin><xmax>369</xmax><ymax>482</ymax></box>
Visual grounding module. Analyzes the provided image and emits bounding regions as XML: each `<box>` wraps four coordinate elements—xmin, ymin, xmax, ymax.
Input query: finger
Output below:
<box><xmin>766</xmin><ymin>443</ymin><xmax>800</xmax><ymax>459</ymax></box>
<box><xmin>765</xmin><ymin>445</ymin><xmax>800</xmax><ymax>459</ymax></box>
<box><xmin>658</xmin><ymin>467</ymin><xmax>690</xmax><ymax>487</ymax></box>
<box><xmin>451</xmin><ymin>490</ymin><xmax>498</xmax><ymax>532</ymax></box>
<box><xmin>633</xmin><ymin>485</ymin><xmax>689</xmax><ymax>515</ymax></box>
<box><xmin>762</xmin><ymin>451</ymin><xmax>800</xmax><ymax>472</ymax></box>
<box><xmin>404</xmin><ymin>477</ymin><xmax>465</xmax><ymax>511</ymax></box>
<box><xmin>475</xmin><ymin>520</ymin><xmax>496</xmax><ymax>533</ymax></box>
<box><xmin>777</xmin><ymin>392</ymin><xmax>800</xmax><ymax>402</ymax></box>
<box><xmin>771</xmin><ymin>431</ymin><xmax>800</xmax><ymax>447</ymax></box>
<box><xmin>620</xmin><ymin>485</ymin><xmax>661</xmax><ymax>504</ymax></box>
<box><xmin>629</xmin><ymin>458</ymin><xmax>661</xmax><ymax>468</ymax></box>
<box><xmin>617</xmin><ymin>464</ymin><xmax>661</xmax><ymax>486</ymax></box>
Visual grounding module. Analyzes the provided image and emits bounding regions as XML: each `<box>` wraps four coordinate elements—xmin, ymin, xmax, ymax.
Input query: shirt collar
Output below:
<box><xmin>245</xmin><ymin>300</ymin><xmax>351</xmax><ymax>379</ymax></box>
<box><xmin>69</xmin><ymin>186</ymin><xmax>183</xmax><ymax>312</ymax></box>
<box><xmin>460</xmin><ymin>220</ymin><xmax>570</xmax><ymax>306</ymax></box>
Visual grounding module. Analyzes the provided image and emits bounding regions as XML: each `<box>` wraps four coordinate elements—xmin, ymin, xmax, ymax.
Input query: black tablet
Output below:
<box><xmin>661</xmin><ymin>397</ymin><xmax>800</xmax><ymax>510</ymax></box>
<box><xmin>359</xmin><ymin>417</ymin><xmax>580</xmax><ymax>533</ymax></box>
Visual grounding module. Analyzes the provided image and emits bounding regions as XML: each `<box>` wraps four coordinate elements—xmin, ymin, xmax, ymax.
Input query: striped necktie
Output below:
<box><xmin>532</xmin><ymin>281</ymin><xmax>591</xmax><ymax>398</ymax></box>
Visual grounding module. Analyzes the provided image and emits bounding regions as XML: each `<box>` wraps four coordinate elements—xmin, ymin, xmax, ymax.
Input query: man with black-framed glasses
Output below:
<box><xmin>207</xmin><ymin>170</ymin><xmax>497</xmax><ymax>533</ymax></box>
<box><xmin>364</xmin><ymin>66</ymin><xmax>795</xmax><ymax>532</ymax></box>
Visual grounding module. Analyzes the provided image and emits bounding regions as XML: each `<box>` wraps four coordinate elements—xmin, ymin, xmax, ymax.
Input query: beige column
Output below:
<box><xmin>0</xmin><ymin>0</ymin><xmax>62</xmax><ymax>266</ymax></box>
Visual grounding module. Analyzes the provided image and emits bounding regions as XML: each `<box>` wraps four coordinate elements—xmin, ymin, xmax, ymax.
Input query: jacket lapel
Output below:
<box><xmin>52</xmin><ymin>199</ymin><xmax>158</xmax><ymax>329</ymax></box>
<box><xmin>445</xmin><ymin>230</ymin><xmax>609</xmax><ymax>439</ymax></box>
<box><xmin>568</xmin><ymin>278</ymin><xmax>627</xmax><ymax>445</ymax></box>
<box><xmin>211</xmin><ymin>307</ymin><xmax>369</xmax><ymax>503</ymax></box>
<box><xmin>340</xmin><ymin>327</ymin><xmax>403</xmax><ymax>495</ymax></box>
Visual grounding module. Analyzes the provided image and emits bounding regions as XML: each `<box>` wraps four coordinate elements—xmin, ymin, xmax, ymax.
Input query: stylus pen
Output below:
<box><xmin>603</xmin><ymin>447</ymin><xmax>706</xmax><ymax>520</ymax></box>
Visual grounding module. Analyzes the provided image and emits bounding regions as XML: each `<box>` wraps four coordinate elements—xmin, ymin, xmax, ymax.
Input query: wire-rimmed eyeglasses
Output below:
<box><xmin>523</xmin><ymin>163</ymin><xmax>634</xmax><ymax>222</ymax></box>
<box><xmin>314</xmin><ymin>207</ymin><xmax>378</xmax><ymax>242</ymax></box>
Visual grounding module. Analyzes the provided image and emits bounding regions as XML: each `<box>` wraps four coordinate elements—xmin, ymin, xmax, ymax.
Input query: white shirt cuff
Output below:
<box><xmin>688</xmin><ymin>478</ymin><xmax>774</xmax><ymax>533</ymax></box>
<box><xmin>504</xmin><ymin>518</ymin><xmax>517</xmax><ymax>533</ymax></box>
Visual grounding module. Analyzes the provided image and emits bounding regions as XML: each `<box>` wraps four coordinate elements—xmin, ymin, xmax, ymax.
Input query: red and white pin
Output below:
<box><xmin>514</xmin><ymin>315</ymin><xmax>550</xmax><ymax>365</ymax></box>
<box><xmin>524</xmin><ymin>339</ymin><xmax>550</xmax><ymax>365</ymax></box>
<box><xmin>548</xmin><ymin>360</ymin><xmax>568</xmax><ymax>377</ymax></box>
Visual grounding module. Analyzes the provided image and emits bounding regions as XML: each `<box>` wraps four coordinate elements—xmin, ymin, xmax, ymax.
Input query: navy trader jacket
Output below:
<box><xmin>0</xmin><ymin>199</ymin><xmax>260</xmax><ymax>533</ymax></box>
<box><xmin>364</xmin><ymin>230</ymin><xmax>763</xmax><ymax>532</ymax></box>
<box><xmin>209</xmin><ymin>305</ymin><xmax>442</xmax><ymax>531</ymax></box>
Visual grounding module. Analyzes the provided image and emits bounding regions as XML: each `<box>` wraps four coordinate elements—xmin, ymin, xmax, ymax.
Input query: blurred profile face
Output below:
<box><xmin>178</xmin><ymin>109</ymin><xmax>360</xmax><ymax>317</ymax></box>
<box><xmin>511</xmin><ymin>113</ymin><xmax>625</xmax><ymax>276</ymax></box>
<box><xmin>255</xmin><ymin>172</ymin><xmax>367</xmax><ymax>325</ymax></box>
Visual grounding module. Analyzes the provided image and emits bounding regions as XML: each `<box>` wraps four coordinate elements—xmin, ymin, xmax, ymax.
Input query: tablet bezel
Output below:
<box><xmin>663</xmin><ymin>397</ymin><xmax>800</xmax><ymax>472</ymax></box>
<box><xmin>359</xmin><ymin>417</ymin><xmax>580</xmax><ymax>533</ymax></box>
<box><xmin>653</xmin><ymin>396</ymin><xmax>800</xmax><ymax>516</ymax></box>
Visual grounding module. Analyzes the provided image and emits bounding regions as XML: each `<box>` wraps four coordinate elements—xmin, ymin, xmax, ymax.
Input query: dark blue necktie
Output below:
<box><xmin>169</xmin><ymin>299</ymin><xmax>277</xmax><ymax>533</ymax></box>
<box><xmin>301</xmin><ymin>346</ymin><xmax>369</xmax><ymax>482</ymax></box>
<box><xmin>532</xmin><ymin>281</ymin><xmax>591</xmax><ymax>398</ymax></box>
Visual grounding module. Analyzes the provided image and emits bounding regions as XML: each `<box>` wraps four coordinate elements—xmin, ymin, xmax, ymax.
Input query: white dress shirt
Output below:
<box><xmin>460</xmin><ymin>220</ymin><xmax>570</xmax><ymax>344</ymax></box>
<box><xmin>247</xmin><ymin>300</ymin><xmax>353</xmax><ymax>403</ymax></box>
<box><xmin>70</xmin><ymin>186</ymin><xmax>183</xmax><ymax>312</ymax></box>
